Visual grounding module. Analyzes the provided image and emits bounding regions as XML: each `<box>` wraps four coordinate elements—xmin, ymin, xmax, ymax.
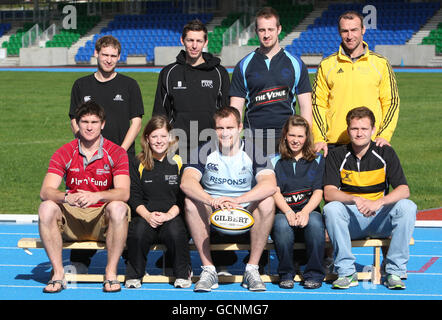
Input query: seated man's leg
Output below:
<box><xmin>103</xmin><ymin>201</ymin><xmax>129</xmax><ymax>291</ymax></box>
<box><xmin>248</xmin><ymin>196</ymin><xmax>275</xmax><ymax>265</ymax></box>
<box><xmin>38</xmin><ymin>200</ymin><xmax>65</xmax><ymax>292</ymax></box>
<box><xmin>184</xmin><ymin>197</ymin><xmax>218</xmax><ymax>292</ymax></box>
<box><xmin>242</xmin><ymin>196</ymin><xmax>274</xmax><ymax>291</ymax></box>
<box><xmin>184</xmin><ymin>197</ymin><xmax>213</xmax><ymax>266</ymax></box>
<box><xmin>323</xmin><ymin>201</ymin><xmax>360</xmax><ymax>280</ymax></box>
<box><xmin>370</xmin><ymin>199</ymin><xmax>417</xmax><ymax>278</ymax></box>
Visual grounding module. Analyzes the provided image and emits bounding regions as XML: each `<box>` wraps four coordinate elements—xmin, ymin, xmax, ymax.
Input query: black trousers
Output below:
<box><xmin>125</xmin><ymin>215</ymin><xmax>191</xmax><ymax>280</ymax></box>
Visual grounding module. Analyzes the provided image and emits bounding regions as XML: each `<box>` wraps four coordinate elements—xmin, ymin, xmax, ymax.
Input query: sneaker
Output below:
<box><xmin>242</xmin><ymin>269</ymin><xmax>266</xmax><ymax>291</ymax></box>
<box><xmin>217</xmin><ymin>266</ymin><xmax>232</xmax><ymax>276</ymax></box>
<box><xmin>194</xmin><ymin>266</ymin><xmax>218</xmax><ymax>292</ymax></box>
<box><xmin>332</xmin><ymin>273</ymin><xmax>358</xmax><ymax>289</ymax></box>
<box><xmin>174</xmin><ymin>270</ymin><xmax>193</xmax><ymax>288</ymax></box>
<box><xmin>125</xmin><ymin>279</ymin><xmax>141</xmax><ymax>289</ymax></box>
<box><xmin>174</xmin><ymin>278</ymin><xmax>192</xmax><ymax>288</ymax></box>
<box><xmin>384</xmin><ymin>274</ymin><xmax>406</xmax><ymax>290</ymax></box>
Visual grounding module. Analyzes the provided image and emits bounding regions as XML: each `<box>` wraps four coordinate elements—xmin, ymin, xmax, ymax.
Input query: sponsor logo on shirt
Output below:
<box><xmin>253</xmin><ymin>86</ymin><xmax>289</xmax><ymax>106</ymax></box>
<box><xmin>201</xmin><ymin>80</ymin><xmax>213</xmax><ymax>88</ymax></box>
<box><xmin>209</xmin><ymin>176</ymin><xmax>247</xmax><ymax>186</ymax></box>
<box><xmin>83</xmin><ymin>96</ymin><xmax>91</xmax><ymax>102</ymax></box>
<box><xmin>70</xmin><ymin>177</ymin><xmax>108</xmax><ymax>187</ymax></box>
<box><xmin>283</xmin><ymin>189</ymin><xmax>312</xmax><ymax>207</ymax></box>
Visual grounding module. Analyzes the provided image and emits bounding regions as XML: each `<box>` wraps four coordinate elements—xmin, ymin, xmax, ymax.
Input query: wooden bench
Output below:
<box><xmin>17</xmin><ymin>237</ymin><xmax>414</xmax><ymax>285</ymax></box>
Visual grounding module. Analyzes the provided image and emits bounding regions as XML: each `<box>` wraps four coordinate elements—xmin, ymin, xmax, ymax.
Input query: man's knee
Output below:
<box><xmin>255</xmin><ymin>196</ymin><xmax>275</xmax><ymax>217</ymax></box>
<box><xmin>106</xmin><ymin>201</ymin><xmax>129</xmax><ymax>223</ymax></box>
<box><xmin>391</xmin><ymin>199</ymin><xmax>417</xmax><ymax>220</ymax></box>
<box><xmin>323</xmin><ymin>201</ymin><xmax>348</xmax><ymax>223</ymax></box>
<box><xmin>184</xmin><ymin>197</ymin><xmax>210</xmax><ymax>224</ymax></box>
<box><xmin>38</xmin><ymin>200</ymin><xmax>61</xmax><ymax>224</ymax></box>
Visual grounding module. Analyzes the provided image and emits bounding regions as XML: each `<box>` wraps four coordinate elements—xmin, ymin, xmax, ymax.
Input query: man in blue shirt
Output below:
<box><xmin>229</xmin><ymin>7</ymin><xmax>313</xmax><ymax>156</ymax></box>
<box><xmin>181</xmin><ymin>107</ymin><xmax>277</xmax><ymax>292</ymax></box>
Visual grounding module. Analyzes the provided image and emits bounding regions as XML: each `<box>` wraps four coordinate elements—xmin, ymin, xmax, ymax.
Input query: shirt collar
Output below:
<box><xmin>77</xmin><ymin>135</ymin><xmax>104</xmax><ymax>165</ymax></box>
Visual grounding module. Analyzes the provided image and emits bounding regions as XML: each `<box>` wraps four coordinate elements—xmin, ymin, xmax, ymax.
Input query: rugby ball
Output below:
<box><xmin>210</xmin><ymin>208</ymin><xmax>254</xmax><ymax>235</ymax></box>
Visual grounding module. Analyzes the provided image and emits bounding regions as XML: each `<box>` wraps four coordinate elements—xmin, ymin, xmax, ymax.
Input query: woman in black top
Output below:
<box><xmin>125</xmin><ymin>115</ymin><xmax>191</xmax><ymax>288</ymax></box>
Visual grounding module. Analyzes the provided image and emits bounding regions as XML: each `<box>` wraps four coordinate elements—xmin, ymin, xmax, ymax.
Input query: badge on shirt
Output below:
<box><xmin>165</xmin><ymin>174</ymin><xmax>178</xmax><ymax>185</ymax></box>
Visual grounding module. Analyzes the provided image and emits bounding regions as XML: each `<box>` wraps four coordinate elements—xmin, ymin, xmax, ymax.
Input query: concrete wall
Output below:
<box><xmin>20</xmin><ymin>47</ymin><xmax>68</xmax><ymax>66</ymax></box>
<box><xmin>154</xmin><ymin>46</ymin><xmax>182</xmax><ymax>66</ymax></box>
<box><xmin>219</xmin><ymin>45</ymin><xmax>258</xmax><ymax>67</ymax></box>
<box><xmin>375</xmin><ymin>44</ymin><xmax>436</xmax><ymax>67</ymax></box>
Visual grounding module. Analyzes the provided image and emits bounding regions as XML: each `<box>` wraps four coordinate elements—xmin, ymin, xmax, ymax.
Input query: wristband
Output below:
<box><xmin>64</xmin><ymin>192</ymin><xmax>68</xmax><ymax>203</ymax></box>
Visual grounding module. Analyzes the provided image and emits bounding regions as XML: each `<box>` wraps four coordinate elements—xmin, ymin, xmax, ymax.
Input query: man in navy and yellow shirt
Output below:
<box><xmin>323</xmin><ymin>107</ymin><xmax>416</xmax><ymax>290</ymax></box>
<box><xmin>312</xmin><ymin>11</ymin><xmax>399</xmax><ymax>157</ymax></box>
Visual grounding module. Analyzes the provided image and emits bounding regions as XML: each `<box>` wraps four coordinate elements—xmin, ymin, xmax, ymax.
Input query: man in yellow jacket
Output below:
<box><xmin>312</xmin><ymin>11</ymin><xmax>399</xmax><ymax>156</ymax></box>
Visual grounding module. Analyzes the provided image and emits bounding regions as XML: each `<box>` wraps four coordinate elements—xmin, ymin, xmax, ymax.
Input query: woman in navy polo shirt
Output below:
<box><xmin>270</xmin><ymin>115</ymin><xmax>325</xmax><ymax>289</ymax></box>
<box><xmin>125</xmin><ymin>115</ymin><xmax>191</xmax><ymax>289</ymax></box>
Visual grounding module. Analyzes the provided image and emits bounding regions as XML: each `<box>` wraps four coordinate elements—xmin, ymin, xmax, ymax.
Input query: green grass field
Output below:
<box><xmin>0</xmin><ymin>71</ymin><xmax>441</xmax><ymax>214</ymax></box>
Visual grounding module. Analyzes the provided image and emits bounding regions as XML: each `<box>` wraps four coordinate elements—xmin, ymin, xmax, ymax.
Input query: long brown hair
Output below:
<box><xmin>137</xmin><ymin>115</ymin><xmax>177</xmax><ymax>171</ymax></box>
<box><xmin>279</xmin><ymin>115</ymin><xmax>317</xmax><ymax>161</ymax></box>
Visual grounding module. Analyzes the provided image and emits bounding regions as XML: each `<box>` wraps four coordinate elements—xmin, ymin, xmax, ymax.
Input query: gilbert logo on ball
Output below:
<box><xmin>210</xmin><ymin>208</ymin><xmax>254</xmax><ymax>235</ymax></box>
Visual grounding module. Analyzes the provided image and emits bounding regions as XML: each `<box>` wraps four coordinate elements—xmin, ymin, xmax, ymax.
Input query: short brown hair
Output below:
<box><xmin>213</xmin><ymin>106</ymin><xmax>241</xmax><ymax>126</ymax></box>
<box><xmin>255</xmin><ymin>7</ymin><xmax>281</xmax><ymax>28</ymax></box>
<box><xmin>338</xmin><ymin>10</ymin><xmax>364</xmax><ymax>30</ymax></box>
<box><xmin>95</xmin><ymin>35</ymin><xmax>121</xmax><ymax>55</ymax></box>
<box><xmin>279</xmin><ymin>115</ymin><xmax>317</xmax><ymax>161</ymax></box>
<box><xmin>75</xmin><ymin>100</ymin><xmax>105</xmax><ymax>124</ymax></box>
<box><xmin>346</xmin><ymin>107</ymin><xmax>376</xmax><ymax>127</ymax></box>
<box><xmin>182</xmin><ymin>19</ymin><xmax>208</xmax><ymax>41</ymax></box>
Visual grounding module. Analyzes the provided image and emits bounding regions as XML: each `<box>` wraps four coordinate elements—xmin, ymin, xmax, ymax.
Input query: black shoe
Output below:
<box><xmin>303</xmin><ymin>279</ymin><xmax>322</xmax><ymax>289</ymax></box>
<box><xmin>279</xmin><ymin>279</ymin><xmax>294</xmax><ymax>289</ymax></box>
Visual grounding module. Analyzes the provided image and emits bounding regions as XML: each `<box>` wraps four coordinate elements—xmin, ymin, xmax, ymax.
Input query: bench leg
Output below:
<box><xmin>372</xmin><ymin>246</ymin><xmax>382</xmax><ymax>285</ymax></box>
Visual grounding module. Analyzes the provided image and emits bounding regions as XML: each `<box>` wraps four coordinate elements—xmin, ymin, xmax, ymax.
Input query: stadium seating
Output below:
<box><xmin>285</xmin><ymin>1</ymin><xmax>441</xmax><ymax>58</ymax></box>
<box><xmin>75</xmin><ymin>1</ymin><xmax>212</xmax><ymax>63</ymax></box>
<box><xmin>421</xmin><ymin>22</ymin><xmax>442</xmax><ymax>54</ymax></box>
<box><xmin>247</xmin><ymin>2</ymin><xmax>313</xmax><ymax>46</ymax></box>
<box><xmin>207</xmin><ymin>13</ymin><xmax>242</xmax><ymax>54</ymax></box>
<box><xmin>46</xmin><ymin>15</ymin><xmax>100</xmax><ymax>48</ymax></box>
<box><xmin>0</xmin><ymin>23</ymin><xmax>11</xmax><ymax>38</ymax></box>
<box><xmin>1</xmin><ymin>23</ymin><xmax>39</xmax><ymax>56</ymax></box>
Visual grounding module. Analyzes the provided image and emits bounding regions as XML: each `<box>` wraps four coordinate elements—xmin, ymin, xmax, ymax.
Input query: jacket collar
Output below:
<box><xmin>338</xmin><ymin>41</ymin><xmax>369</xmax><ymax>63</ymax></box>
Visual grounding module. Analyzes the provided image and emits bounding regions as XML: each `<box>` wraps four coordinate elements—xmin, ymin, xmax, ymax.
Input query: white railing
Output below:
<box><xmin>222</xmin><ymin>13</ymin><xmax>256</xmax><ymax>47</ymax></box>
<box><xmin>22</xmin><ymin>24</ymin><xmax>40</xmax><ymax>48</ymax></box>
<box><xmin>222</xmin><ymin>20</ymin><xmax>243</xmax><ymax>47</ymax></box>
<box><xmin>238</xmin><ymin>21</ymin><xmax>256</xmax><ymax>46</ymax></box>
<box><xmin>41</xmin><ymin>23</ymin><xmax>58</xmax><ymax>42</ymax></box>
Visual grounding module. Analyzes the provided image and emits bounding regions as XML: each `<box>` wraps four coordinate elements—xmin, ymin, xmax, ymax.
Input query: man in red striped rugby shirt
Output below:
<box><xmin>38</xmin><ymin>101</ymin><xmax>130</xmax><ymax>293</ymax></box>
